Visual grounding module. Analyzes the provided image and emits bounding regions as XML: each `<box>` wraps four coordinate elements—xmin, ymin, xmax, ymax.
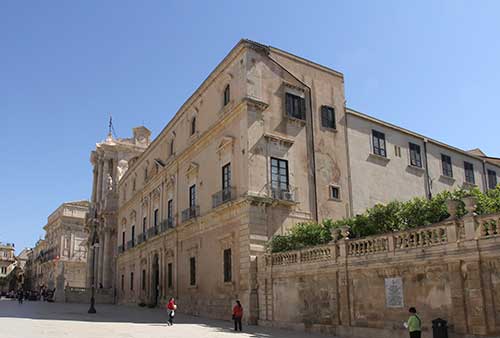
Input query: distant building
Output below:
<box><xmin>25</xmin><ymin>201</ymin><xmax>89</xmax><ymax>299</ymax></box>
<box><xmin>0</xmin><ymin>242</ymin><xmax>17</xmax><ymax>292</ymax></box>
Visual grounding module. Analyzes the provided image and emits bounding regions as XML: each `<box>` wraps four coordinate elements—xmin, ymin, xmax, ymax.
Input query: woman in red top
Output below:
<box><xmin>232</xmin><ymin>300</ymin><xmax>243</xmax><ymax>331</ymax></box>
<box><xmin>166</xmin><ymin>298</ymin><xmax>177</xmax><ymax>326</ymax></box>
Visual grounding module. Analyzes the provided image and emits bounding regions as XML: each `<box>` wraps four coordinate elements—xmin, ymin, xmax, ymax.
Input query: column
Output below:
<box><xmin>91</xmin><ymin>167</ymin><xmax>98</xmax><ymax>203</ymax></box>
<box><xmin>96</xmin><ymin>160</ymin><xmax>103</xmax><ymax>203</ymax></box>
<box><xmin>102</xmin><ymin>159</ymin><xmax>110</xmax><ymax>196</ymax></box>
<box><xmin>97</xmin><ymin>233</ymin><xmax>105</xmax><ymax>286</ymax></box>
<box><xmin>86</xmin><ymin>244</ymin><xmax>94</xmax><ymax>288</ymax></box>
<box><xmin>102</xmin><ymin>229</ymin><xmax>111</xmax><ymax>288</ymax></box>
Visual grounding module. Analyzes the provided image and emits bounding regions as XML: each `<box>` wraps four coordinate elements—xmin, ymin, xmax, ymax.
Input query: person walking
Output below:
<box><xmin>17</xmin><ymin>289</ymin><xmax>23</xmax><ymax>304</ymax></box>
<box><xmin>405</xmin><ymin>307</ymin><xmax>422</xmax><ymax>338</ymax></box>
<box><xmin>232</xmin><ymin>300</ymin><xmax>243</xmax><ymax>332</ymax></box>
<box><xmin>166</xmin><ymin>297</ymin><xmax>177</xmax><ymax>326</ymax></box>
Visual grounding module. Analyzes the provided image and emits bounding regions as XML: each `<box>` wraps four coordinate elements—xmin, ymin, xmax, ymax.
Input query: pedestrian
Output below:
<box><xmin>17</xmin><ymin>289</ymin><xmax>23</xmax><ymax>304</ymax></box>
<box><xmin>232</xmin><ymin>300</ymin><xmax>243</xmax><ymax>332</ymax></box>
<box><xmin>166</xmin><ymin>297</ymin><xmax>177</xmax><ymax>326</ymax></box>
<box><xmin>405</xmin><ymin>307</ymin><xmax>422</xmax><ymax>338</ymax></box>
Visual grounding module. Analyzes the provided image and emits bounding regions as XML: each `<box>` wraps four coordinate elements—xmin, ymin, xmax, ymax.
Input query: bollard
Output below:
<box><xmin>432</xmin><ymin>318</ymin><xmax>448</xmax><ymax>338</ymax></box>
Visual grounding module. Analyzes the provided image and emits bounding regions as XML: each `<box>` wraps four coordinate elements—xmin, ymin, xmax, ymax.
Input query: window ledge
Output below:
<box><xmin>407</xmin><ymin>164</ymin><xmax>425</xmax><ymax>172</ymax></box>
<box><xmin>321</xmin><ymin>126</ymin><xmax>337</xmax><ymax>132</ymax></box>
<box><xmin>439</xmin><ymin>175</ymin><xmax>455</xmax><ymax>184</ymax></box>
<box><xmin>285</xmin><ymin>115</ymin><xmax>306</xmax><ymax>125</ymax></box>
<box><xmin>328</xmin><ymin>197</ymin><xmax>342</xmax><ymax>202</ymax></box>
<box><xmin>462</xmin><ymin>182</ymin><xmax>477</xmax><ymax>189</ymax></box>
<box><xmin>188</xmin><ymin>285</ymin><xmax>198</xmax><ymax>290</ymax></box>
<box><xmin>368</xmin><ymin>153</ymin><xmax>390</xmax><ymax>163</ymax></box>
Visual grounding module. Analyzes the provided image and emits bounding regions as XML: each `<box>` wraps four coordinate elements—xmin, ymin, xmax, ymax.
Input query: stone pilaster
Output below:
<box><xmin>102</xmin><ymin>229</ymin><xmax>111</xmax><ymax>288</ymax></box>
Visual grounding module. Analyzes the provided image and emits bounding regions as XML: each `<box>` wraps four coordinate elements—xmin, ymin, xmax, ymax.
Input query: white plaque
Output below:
<box><xmin>385</xmin><ymin>277</ymin><xmax>404</xmax><ymax>308</ymax></box>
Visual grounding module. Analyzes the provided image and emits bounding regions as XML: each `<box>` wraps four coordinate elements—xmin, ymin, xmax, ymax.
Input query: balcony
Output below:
<box><xmin>136</xmin><ymin>233</ymin><xmax>146</xmax><ymax>245</ymax></box>
<box><xmin>269</xmin><ymin>185</ymin><xmax>298</xmax><ymax>204</ymax></box>
<box><xmin>147</xmin><ymin>226</ymin><xmax>159</xmax><ymax>239</ymax></box>
<box><xmin>181</xmin><ymin>206</ymin><xmax>200</xmax><ymax>223</ymax></box>
<box><xmin>126</xmin><ymin>239</ymin><xmax>135</xmax><ymax>250</ymax></box>
<box><xmin>118</xmin><ymin>244</ymin><xmax>124</xmax><ymax>253</ymax></box>
<box><xmin>160</xmin><ymin>217</ymin><xmax>175</xmax><ymax>232</ymax></box>
<box><xmin>212</xmin><ymin>187</ymin><xmax>236</xmax><ymax>208</ymax></box>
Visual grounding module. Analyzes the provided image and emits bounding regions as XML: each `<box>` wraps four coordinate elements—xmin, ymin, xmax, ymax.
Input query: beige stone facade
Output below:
<box><xmin>101</xmin><ymin>39</ymin><xmax>499</xmax><ymax>328</ymax></box>
<box><xmin>25</xmin><ymin>201</ymin><xmax>89</xmax><ymax>298</ymax></box>
<box><xmin>258</xmin><ymin>206</ymin><xmax>500</xmax><ymax>337</ymax></box>
<box><xmin>85</xmin><ymin>127</ymin><xmax>151</xmax><ymax>292</ymax></box>
<box><xmin>0</xmin><ymin>242</ymin><xmax>16</xmax><ymax>292</ymax></box>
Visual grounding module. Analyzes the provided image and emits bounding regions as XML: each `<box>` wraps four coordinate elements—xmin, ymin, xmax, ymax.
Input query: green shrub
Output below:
<box><xmin>267</xmin><ymin>186</ymin><xmax>500</xmax><ymax>253</ymax></box>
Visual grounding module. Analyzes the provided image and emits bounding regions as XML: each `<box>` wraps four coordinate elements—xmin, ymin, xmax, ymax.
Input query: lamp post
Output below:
<box><xmin>88</xmin><ymin>242</ymin><xmax>99</xmax><ymax>314</ymax></box>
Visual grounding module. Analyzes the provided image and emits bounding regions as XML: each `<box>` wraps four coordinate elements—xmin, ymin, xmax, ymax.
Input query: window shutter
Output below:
<box><xmin>300</xmin><ymin>96</ymin><xmax>306</xmax><ymax>119</ymax></box>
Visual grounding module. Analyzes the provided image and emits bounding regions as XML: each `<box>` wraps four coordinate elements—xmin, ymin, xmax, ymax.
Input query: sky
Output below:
<box><xmin>1</xmin><ymin>1</ymin><xmax>499</xmax><ymax>252</ymax></box>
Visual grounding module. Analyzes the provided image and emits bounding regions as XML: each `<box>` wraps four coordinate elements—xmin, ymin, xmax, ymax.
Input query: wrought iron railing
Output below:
<box><xmin>181</xmin><ymin>206</ymin><xmax>200</xmax><ymax>222</ymax></box>
<box><xmin>136</xmin><ymin>233</ymin><xmax>146</xmax><ymax>245</ymax></box>
<box><xmin>118</xmin><ymin>244</ymin><xmax>124</xmax><ymax>253</ymax></box>
<box><xmin>160</xmin><ymin>217</ymin><xmax>175</xmax><ymax>232</ymax></box>
<box><xmin>147</xmin><ymin>226</ymin><xmax>159</xmax><ymax>239</ymax></box>
<box><xmin>212</xmin><ymin>187</ymin><xmax>236</xmax><ymax>208</ymax></box>
<box><xmin>126</xmin><ymin>239</ymin><xmax>135</xmax><ymax>250</ymax></box>
<box><xmin>269</xmin><ymin>185</ymin><xmax>297</xmax><ymax>203</ymax></box>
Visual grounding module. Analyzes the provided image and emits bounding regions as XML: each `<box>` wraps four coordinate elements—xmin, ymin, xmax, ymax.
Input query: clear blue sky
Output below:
<box><xmin>1</xmin><ymin>1</ymin><xmax>499</xmax><ymax>252</ymax></box>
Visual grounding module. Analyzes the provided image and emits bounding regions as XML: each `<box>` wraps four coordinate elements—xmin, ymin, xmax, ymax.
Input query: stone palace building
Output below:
<box><xmin>25</xmin><ymin>201</ymin><xmax>89</xmax><ymax>299</ymax></box>
<box><xmin>83</xmin><ymin>40</ymin><xmax>500</xmax><ymax>322</ymax></box>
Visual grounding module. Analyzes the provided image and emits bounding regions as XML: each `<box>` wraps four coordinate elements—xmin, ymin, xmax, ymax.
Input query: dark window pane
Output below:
<box><xmin>464</xmin><ymin>162</ymin><xmax>475</xmax><ymax>184</ymax></box>
<box><xmin>223</xmin><ymin>249</ymin><xmax>232</xmax><ymax>282</ymax></box>
<box><xmin>190</xmin><ymin>257</ymin><xmax>196</xmax><ymax>286</ymax></box>
<box><xmin>488</xmin><ymin>170</ymin><xmax>497</xmax><ymax>189</ymax></box>
<box><xmin>321</xmin><ymin>106</ymin><xmax>336</xmax><ymax>129</ymax></box>
<box><xmin>441</xmin><ymin>154</ymin><xmax>453</xmax><ymax>177</ymax></box>
<box><xmin>372</xmin><ymin>130</ymin><xmax>386</xmax><ymax>157</ymax></box>
<box><xmin>285</xmin><ymin>93</ymin><xmax>306</xmax><ymax>120</ymax></box>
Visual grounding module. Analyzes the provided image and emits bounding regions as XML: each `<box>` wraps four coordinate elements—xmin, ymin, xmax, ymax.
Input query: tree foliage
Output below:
<box><xmin>268</xmin><ymin>186</ymin><xmax>500</xmax><ymax>253</ymax></box>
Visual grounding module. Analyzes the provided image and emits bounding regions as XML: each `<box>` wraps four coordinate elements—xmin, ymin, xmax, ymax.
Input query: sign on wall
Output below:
<box><xmin>385</xmin><ymin>277</ymin><xmax>404</xmax><ymax>308</ymax></box>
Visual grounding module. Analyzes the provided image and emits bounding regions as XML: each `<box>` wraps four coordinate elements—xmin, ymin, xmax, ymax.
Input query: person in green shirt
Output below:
<box><xmin>406</xmin><ymin>307</ymin><xmax>422</xmax><ymax>338</ymax></box>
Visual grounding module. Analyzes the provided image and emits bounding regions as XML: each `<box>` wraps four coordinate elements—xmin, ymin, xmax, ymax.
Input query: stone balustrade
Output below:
<box><xmin>476</xmin><ymin>214</ymin><xmax>499</xmax><ymax>238</ymax></box>
<box><xmin>266</xmin><ymin>196</ymin><xmax>499</xmax><ymax>267</ymax></box>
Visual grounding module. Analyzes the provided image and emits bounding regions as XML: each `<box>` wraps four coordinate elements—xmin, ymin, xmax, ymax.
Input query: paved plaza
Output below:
<box><xmin>0</xmin><ymin>298</ymin><xmax>329</xmax><ymax>338</ymax></box>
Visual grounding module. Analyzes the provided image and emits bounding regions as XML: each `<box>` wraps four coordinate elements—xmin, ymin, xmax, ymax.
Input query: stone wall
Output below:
<box><xmin>257</xmin><ymin>211</ymin><xmax>500</xmax><ymax>337</ymax></box>
<box><xmin>64</xmin><ymin>287</ymin><xmax>114</xmax><ymax>304</ymax></box>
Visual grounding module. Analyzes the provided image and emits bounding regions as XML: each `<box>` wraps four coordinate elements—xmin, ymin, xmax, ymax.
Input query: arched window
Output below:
<box><xmin>223</xmin><ymin>84</ymin><xmax>230</xmax><ymax>106</ymax></box>
<box><xmin>190</xmin><ymin>117</ymin><xmax>196</xmax><ymax>135</ymax></box>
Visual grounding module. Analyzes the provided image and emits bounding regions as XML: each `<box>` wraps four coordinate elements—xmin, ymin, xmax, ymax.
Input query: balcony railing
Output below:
<box><xmin>147</xmin><ymin>226</ymin><xmax>159</xmax><ymax>239</ymax></box>
<box><xmin>181</xmin><ymin>206</ymin><xmax>200</xmax><ymax>223</ymax></box>
<box><xmin>160</xmin><ymin>217</ymin><xmax>175</xmax><ymax>232</ymax></box>
<box><xmin>212</xmin><ymin>187</ymin><xmax>236</xmax><ymax>208</ymax></box>
<box><xmin>269</xmin><ymin>185</ymin><xmax>297</xmax><ymax>203</ymax></box>
<box><xmin>118</xmin><ymin>244</ymin><xmax>124</xmax><ymax>253</ymax></box>
<box><xmin>126</xmin><ymin>239</ymin><xmax>135</xmax><ymax>250</ymax></box>
<box><xmin>136</xmin><ymin>233</ymin><xmax>146</xmax><ymax>245</ymax></box>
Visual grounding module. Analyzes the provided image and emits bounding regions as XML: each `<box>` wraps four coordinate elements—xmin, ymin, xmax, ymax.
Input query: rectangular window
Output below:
<box><xmin>222</xmin><ymin>163</ymin><xmax>231</xmax><ymax>190</ymax></box>
<box><xmin>122</xmin><ymin>231</ymin><xmax>125</xmax><ymax>248</ymax></box>
<box><xmin>142</xmin><ymin>216</ymin><xmax>147</xmax><ymax>234</ymax></box>
<box><xmin>167</xmin><ymin>263</ymin><xmax>173</xmax><ymax>288</ymax></box>
<box><xmin>142</xmin><ymin>269</ymin><xmax>146</xmax><ymax>290</ymax></box>
<box><xmin>167</xmin><ymin>199</ymin><xmax>173</xmax><ymax>220</ymax></box>
<box><xmin>189</xmin><ymin>185</ymin><xmax>196</xmax><ymax>209</ymax></box>
<box><xmin>285</xmin><ymin>92</ymin><xmax>306</xmax><ymax>120</ymax></box>
<box><xmin>131</xmin><ymin>225</ymin><xmax>135</xmax><ymax>246</ymax></box>
<box><xmin>223</xmin><ymin>248</ymin><xmax>232</xmax><ymax>282</ymax></box>
<box><xmin>169</xmin><ymin>139</ymin><xmax>175</xmax><ymax>156</ymax></box>
<box><xmin>189</xmin><ymin>257</ymin><xmax>196</xmax><ymax>286</ymax></box>
<box><xmin>320</xmin><ymin>105</ymin><xmax>336</xmax><ymax>129</ymax></box>
<box><xmin>121</xmin><ymin>274</ymin><xmax>124</xmax><ymax>291</ymax></box>
<box><xmin>488</xmin><ymin>169</ymin><xmax>498</xmax><ymax>189</ymax></box>
<box><xmin>130</xmin><ymin>272</ymin><xmax>134</xmax><ymax>290</ymax></box>
<box><xmin>330</xmin><ymin>186</ymin><xmax>340</xmax><ymax>200</ymax></box>
<box><xmin>409</xmin><ymin>143</ymin><xmax>422</xmax><ymax>168</ymax></box>
<box><xmin>372</xmin><ymin>130</ymin><xmax>386</xmax><ymax>157</ymax></box>
<box><xmin>154</xmin><ymin>209</ymin><xmax>159</xmax><ymax>227</ymax></box>
<box><xmin>441</xmin><ymin>154</ymin><xmax>453</xmax><ymax>177</ymax></box>
<box><xmin>464</xmin><ymin>162</ymin><xmax>475</xmax><ymax>184</ymax></box>
<box><xmin>270</xmin><ymin>158</ymin><xmax>289</xmax><ymax>191</ymax></box>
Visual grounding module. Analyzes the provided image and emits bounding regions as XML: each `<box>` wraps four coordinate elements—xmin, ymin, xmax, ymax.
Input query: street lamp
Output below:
<box><xmin>88</xmin><ymin>241</ymin><xmax>99</xmax><ymax>314</ymax></box>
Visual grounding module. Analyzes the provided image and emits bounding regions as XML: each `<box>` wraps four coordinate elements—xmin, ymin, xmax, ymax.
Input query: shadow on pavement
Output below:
<box><xmin>0</xmin><ymin>299</ymin><xmax>318</xmax><ymax>338</ymax></box>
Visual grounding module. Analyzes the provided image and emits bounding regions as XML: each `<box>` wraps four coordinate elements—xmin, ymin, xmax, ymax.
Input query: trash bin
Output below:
<box><xmin>432</xmin><ymin>318</ymin><xmax>448</xmax><ymax>338</ymax></box>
